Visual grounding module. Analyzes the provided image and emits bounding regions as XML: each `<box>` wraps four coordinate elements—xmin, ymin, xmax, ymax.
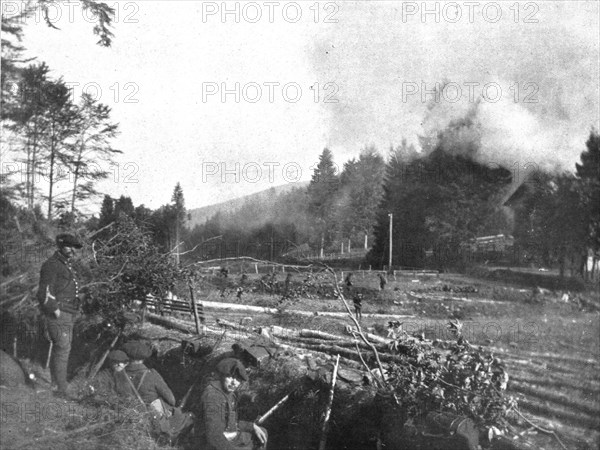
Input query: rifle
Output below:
<box><xmin>179</xmin><ymin>380</ymin><xmax>198</xmax><ymax>409</ymax></box>
<box><xmin>179</xmin><ymin>330</ymin><xmax>227</xmax><ymax>409</ymax></box>
<box><xmin>256</xmin><ymin>391</ymin><xmax>293</xmax><ymax>425</ymax></box>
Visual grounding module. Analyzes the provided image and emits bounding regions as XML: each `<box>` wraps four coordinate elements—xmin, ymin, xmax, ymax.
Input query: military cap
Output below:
<box><xmin>56</xmin><ymin>233</ymin><xmax>82</xmax><ymax>249</ymax></box>
<box><xmin>216</xmin><ymin>358</ymin><xmax>248</xmax><ymax>381</ymax></box>
<box><xmin>107</xmin><ymin>350</ymin><xmax>129</xmax><ymax>363</ymax></box>
<box><xmin>122</xmin><ymin>341</ymin><xmax>152</xmax><ymax>360</ymax></box>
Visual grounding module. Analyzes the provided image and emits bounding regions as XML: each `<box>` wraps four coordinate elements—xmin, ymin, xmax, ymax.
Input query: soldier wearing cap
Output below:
<box><xmin>122</xmin><ymin>341</ymin><xmax>177</xmax><ymax>410</ymax></box>
<box><xmin>89</xmin><ymin>350</ymin><xmax>134</xmax><ymax>400</ymax></box>
<box><xmin>198</xmin><ymin>358</ymin><xmax>268</xmax><ymax>450</ymax></box>
<box><xmin>37</xmin><ymin>233</ymin><xmax>83</xmax><ymax>397</ymax></box>
<box><xmin>122</xmin><ymin>341</ymin><xmax>194</xmax><ymax>439</ymax></box>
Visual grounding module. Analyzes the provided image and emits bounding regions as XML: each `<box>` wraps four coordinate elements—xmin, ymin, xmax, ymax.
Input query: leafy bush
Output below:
<box><xmin>384</xmin><ymin>319</ymin><xmax>514</xmax><ymax>429</ymax></box>
<box><xmin>84</xmin><ymin>216</ymin><xmax>186</xmax><ymax>326</ymax></box>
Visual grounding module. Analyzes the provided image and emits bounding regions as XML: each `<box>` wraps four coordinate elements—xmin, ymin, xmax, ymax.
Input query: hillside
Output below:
<box><xmin>187</xmin><ymin>181</ymin><xmax>309</xmax><ymax>229</ymax></box>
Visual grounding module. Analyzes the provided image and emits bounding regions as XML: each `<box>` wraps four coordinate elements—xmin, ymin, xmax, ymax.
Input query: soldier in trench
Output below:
<box><xmin>198</xmin><ymin>358</ymin><xmax>268</xmax><ymax>450</ymax></box>
<box><xmin>87</xmin><ymin>350</ymin><xmax>134</xmax><ymax>402</ymax></box>
<box><xmin>122</xmin><ymin>341</ymin><xmax>194</xmax><ymax>439</ymax></box>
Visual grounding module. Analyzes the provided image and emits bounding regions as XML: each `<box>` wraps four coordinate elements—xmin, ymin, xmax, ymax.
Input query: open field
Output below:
<box><xmin>1</xmin><ymin>269</ymin><xmax>598</xmax><ymax>449</ymax></box>
<box><xmin>192</xmin><ymin>269</ymin><xmax>600</xmax><ymax>449</ymax></box>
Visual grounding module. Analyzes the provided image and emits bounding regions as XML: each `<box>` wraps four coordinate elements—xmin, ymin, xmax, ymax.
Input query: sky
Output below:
<box><xmin>5</xmin><ymin>0</ymin><xmax>600</xmax><ymax>212</ymax></box>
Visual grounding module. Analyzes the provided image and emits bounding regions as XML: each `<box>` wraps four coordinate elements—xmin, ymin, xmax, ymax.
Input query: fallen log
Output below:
<box><xmin>514</xmin><ymin>395</ymin><xmax>600</xmax><ymax>430</ymax></box>
<box><xmin>509</xmin><ymin>371</ymin><xmax>600</xmax><ymax>396</ymax></box>
<box><xmin>343</xmin><ymin>327</ymin><xmax>389</xmax><ymax>345</ymax></box>
<box><xmin>509</xmin><ymin>380</ymin><xmax>599</xmax><ymax>417</ymax></box>
<box><xmin>200</xmin><ymin>300</ymin><xmax>415</xmax><ymax>320</ymax></box>
<box><xmin>504</xmin><ymin>357</ymin><xmax>596</xmax><ymax>379</ymax></box>
<box><xmin>489</xmin><ymin>346</ymin><xmax>599</xmax><ymax>368</ymax></box>
<box><xmin>202</xmin><ymin>300</ymin><xmax>278</xmax><ymax>314</ymax></box>
<box><xmin>299</xmin><ymin>329</ymin><xmax>347</xmax><ymax>341</ymax></box>
<box><xmin>147</xmin><ymin>313</ymin><xmax>234</xmax><ymax>338</ymax></box>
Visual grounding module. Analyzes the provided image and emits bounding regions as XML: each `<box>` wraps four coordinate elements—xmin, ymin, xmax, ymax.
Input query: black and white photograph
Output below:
<box><xmin>1</xmin><ymin>1</ymin><xmax>599</xmax><ymax>449</ymax></box>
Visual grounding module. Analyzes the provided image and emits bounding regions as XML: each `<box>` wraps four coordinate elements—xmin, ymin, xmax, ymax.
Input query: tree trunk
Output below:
<box><xmin>70</xmin><ymin>148</ymin><xmax>83</xmax><ymax>214</ymax></box>
<box><xmin>47</xmin><ymin>134</ymin><xmax>56</xmax><ymax>220</ymax></box>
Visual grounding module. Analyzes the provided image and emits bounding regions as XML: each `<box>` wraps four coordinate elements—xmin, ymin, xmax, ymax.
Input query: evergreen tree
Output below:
<box><xmin>576</xmin><ymin>130</ymin><xmax>600</xmax><ymax>262</ymax></box>
<box><xmin>98</xmin><ymin>194</ymin><xmax>114</xmax><ymax>228</ymax></box>
<box><xmin>368</xmin><ymin>144</ymin><xmax>511</xmax><ymax>270</ymax></box>
<box><xmin>307</xmin><ymin>148</ymin><xmax>340</xmax><ymax>253</ymax></box>
<box><xmin>338</xmin><ymin>146</ymin><xmax>385</xmax><ymax>250</ymax></box>
<box><xmin>114</xmin><ymin>195</ymin><xmax>135</xmax><ymax>218</ymax></box>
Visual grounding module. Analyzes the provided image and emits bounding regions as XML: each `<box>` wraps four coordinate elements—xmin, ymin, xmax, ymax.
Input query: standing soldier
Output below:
<box><xmin>379</xmin><ymin>273</ymin><xmax>387</xmax><ymax>291</ymax></box>
<box><xmin>37</xmin><ymin>233</ymin><xmax>83</xmax><ymax>399</ymax></box>
<box><xmin>353</xmin><ymin>294</ymin><xmax>363</xmax><ymax>321</ymax></box>
<box><xmin>344</xmin><ymin>272</ymin><xmax>353</xmax><ymax>296</ymax></box>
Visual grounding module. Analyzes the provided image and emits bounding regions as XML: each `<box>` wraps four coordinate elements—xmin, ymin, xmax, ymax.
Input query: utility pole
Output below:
<box><xmin>388</xmin><ymin>213</ymin><xmax>393</xmax><ymax>271</ymax></box>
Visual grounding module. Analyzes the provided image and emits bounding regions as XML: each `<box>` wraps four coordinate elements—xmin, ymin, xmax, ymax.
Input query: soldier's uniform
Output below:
<box><xmin>89</xmin><ymin>350</ymin><xmax>134</xmax><ymax>402</ymax></box>
<box><xmin>353</xmin><ymin>294</ymin><xmax>363</xmax><ymax>321</ymax></box>
<box><xmin>198</xmin><ymin>358</ymin><xmax>267</xmax><ymax>450</ymax></box>
<box><xmin>37</xmin><ymin>234</ymin><xmax>82</xmax><ymax>395</ymax></box>
<box><xmin>379</xmin><ymin>273</ymin><xmax>387</xmax><ymax>291</ymax></box>
<box><xmin>122</xmin><ymin>341</ymin><xmax>194</xmax><ymax>439</ymax></box>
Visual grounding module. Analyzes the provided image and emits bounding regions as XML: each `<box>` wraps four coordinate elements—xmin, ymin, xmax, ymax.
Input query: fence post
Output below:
<box><xmin>188</xmin><ymin>283</ymin><xmax>203</xmax><ymax>335</ymax></box>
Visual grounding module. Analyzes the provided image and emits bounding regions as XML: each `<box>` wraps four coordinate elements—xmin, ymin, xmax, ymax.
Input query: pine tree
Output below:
<box><xmin>575</xmin><ymin>129</ymin><xmax>600</xmax><ymax>276</ymax></box>
<box><xmin>307</xmin><ymin>148</ymin><xmax>339</xmax><ymax>254</ymax></box>
<box><xmin>98</xmin><ymin>194</ymin><xmax>114</xmax><ymax>228</ymax></box>
<box><xmin>338</xmin><ymin>146</ymin><xmax>385</xmax><ymax>249</ymax></box>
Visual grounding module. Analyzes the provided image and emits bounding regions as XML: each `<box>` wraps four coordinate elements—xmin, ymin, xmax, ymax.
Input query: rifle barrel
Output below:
<box><xmin>256</xmin><ymin>393</ymin><xmax>291</xmax><ymax>425</ymax></box>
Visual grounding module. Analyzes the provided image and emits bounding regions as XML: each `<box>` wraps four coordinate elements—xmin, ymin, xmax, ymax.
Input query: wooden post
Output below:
<box><xmin>255</xmin><ymin>264</ymin><xmax>258</xmax><ymax>274</ymax></box>
<box><xmin>189</xmin><ymin>283</ymin><xmax>202</xmax><ymax>335</ymax></box>
<box><xmin>319</xmin><ymin>354</ymin><xmax>340</xmax><ymax>450</ymax></box>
